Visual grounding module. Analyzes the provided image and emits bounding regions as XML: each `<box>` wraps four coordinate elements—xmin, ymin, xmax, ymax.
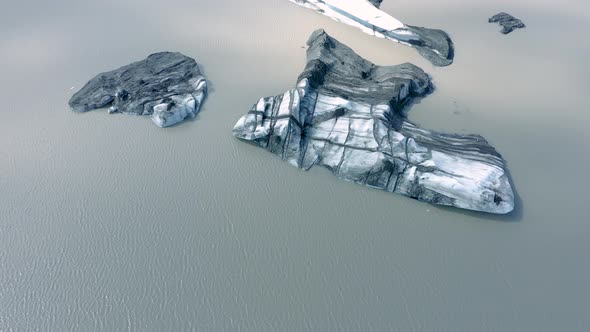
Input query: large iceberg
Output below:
<box><xmin>69</xmin><ymin>52</ymin><xmax>207</xmax><ymax>128</ymax></box>
<box><xmin>288</xmin><ymin>0</ymin><xmax>454</xmax><ymax>66</ymax></box>
<box><xmin>232</xmin><ymin>30</ymin><xmax>514</xmax><ymax>214</ymax></box>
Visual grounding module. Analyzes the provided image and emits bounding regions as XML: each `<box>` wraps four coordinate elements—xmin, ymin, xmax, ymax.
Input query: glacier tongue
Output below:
<box><xmin>232</xmin><ymin>29</ymin><xmax>514</xmax><ymax>214</ymax></box>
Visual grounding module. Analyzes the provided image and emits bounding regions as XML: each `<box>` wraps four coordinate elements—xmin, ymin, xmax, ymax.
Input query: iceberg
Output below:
<box><xmin>232</xmin><ymin>30</ymin><xmax>514</xmax><ymax>214</ymax></box>
<box><xmin>288</xmin><ymin>0</ymin><xmax>454</xmax><ymax>66</ymax></box>
<box><xmin>69</xmin><ymin>52</ymin><xmax>207</xmax><ymax>128</ymax></box>
<box><xmin>489</xmin><ymin>12</ymin><xmax>526</xmax><ymax>34</ymax></box>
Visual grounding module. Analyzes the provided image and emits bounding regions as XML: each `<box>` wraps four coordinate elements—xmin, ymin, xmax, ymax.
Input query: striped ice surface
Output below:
<box><xmin>288</xmin><ymin>0</ymin><xmax>455</xmax><ymax>66</ymax></box>
<box><xmin>233</xmin><ymin>30</ymin><xmax>513</xmax><ymax>214</ymax></box>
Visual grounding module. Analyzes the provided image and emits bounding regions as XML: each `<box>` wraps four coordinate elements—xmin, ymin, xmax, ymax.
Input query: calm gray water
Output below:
<box><xmin>1</xmin><ymin>0</ymin><xmax>589</xmax><ymax>331</ymax></box>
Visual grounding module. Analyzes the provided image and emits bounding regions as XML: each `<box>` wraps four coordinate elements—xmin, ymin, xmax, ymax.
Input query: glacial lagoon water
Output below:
<box><xmin>1</xmin><ymin>0</ymin><xmax>589</xmax><ymax>330</ymax></box>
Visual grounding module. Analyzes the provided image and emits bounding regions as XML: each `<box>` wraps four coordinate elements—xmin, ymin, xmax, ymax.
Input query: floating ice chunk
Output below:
<box><xmin>232</xmin><ymin>30</ymin><xmax>514</xmax><ymax>214</ymax></box>
<box><xmin>69</xmin><ymin>52</ymin><xmax>208</xmax><ymax>128</ymax></box>
<box><xmin>288</xmin><ymin>0</ymin><xmax>455</xmax><ymax>66</ymax></box>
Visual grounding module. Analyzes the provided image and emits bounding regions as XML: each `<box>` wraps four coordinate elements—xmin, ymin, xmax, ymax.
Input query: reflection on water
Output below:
<box><xmin>1</xmin><ymin>0</ymin><xmax>589</xmax><ymax>330</ymax></box>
